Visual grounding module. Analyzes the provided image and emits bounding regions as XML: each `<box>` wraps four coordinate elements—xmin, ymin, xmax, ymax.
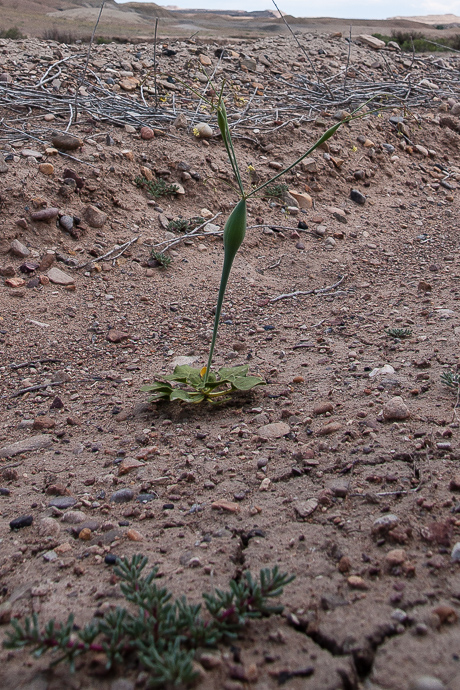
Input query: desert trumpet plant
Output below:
<box><xmin>143</xmin><ymin>88</ymin><xmax>369</xmax><ymax>404</ymax></box>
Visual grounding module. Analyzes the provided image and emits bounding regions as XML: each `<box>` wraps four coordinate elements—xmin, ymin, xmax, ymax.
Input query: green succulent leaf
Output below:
<box><xmin>230</xmin><ymin>375</ymin><xmax>265</xmax><ymax>391</ymax></box>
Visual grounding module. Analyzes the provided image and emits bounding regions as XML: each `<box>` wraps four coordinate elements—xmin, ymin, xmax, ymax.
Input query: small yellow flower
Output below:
<box><xmin>247</xmin><ymin>164</ymin><xmax>255</xmax><ymax>173</ymax></box>
<box><xmin>193</xmin><ymin>127</ymin><xmax>200</xmax><ymax>138</ymax></box>
<box><xmin>351</xmin><ymin>145</ymin><xmax>357</xmax><ymax>152</ymax></box>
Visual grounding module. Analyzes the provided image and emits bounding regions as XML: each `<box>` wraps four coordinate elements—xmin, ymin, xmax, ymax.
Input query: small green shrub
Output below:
<box><xmin>263</xmin><ymin>183</ymin><xmax>288</xmax><ymax>198</ymax></box>
<box><xmin>135</xmin><ymin>176</ymin><xmax>179</xmax><ymax>198</ymax></box>
<box><xmin>386</xmin><ymin>327</ymin><xmax>412</xmax><ymax>339</ymax></box>
<box><xmin>150</xmin><ymin>249</ymin><xmax>171</xmax><ymax>268</ymax></box>
<box><xmin>4</xmin><ymin>555</ymin><xmax>294</xmax><ymax>686</ymax></box>
<box><xmin>441</xmin><ymin>370</ymin><xmax>460</xmax><ymax>391</ymax></box>
<box><xmin>0</xmin><ymin>26</ymin><xmax>25</xmax><ymax>39</ymax></box>
<box><xmin>167</xmin><ymin>216</ymin><xmax>205</xmax><ymax>233</ymax></box>
<box><xmin>372</xmin><ymin>33</ymin><xmax>390</xmax><ymax>44</ymax></box>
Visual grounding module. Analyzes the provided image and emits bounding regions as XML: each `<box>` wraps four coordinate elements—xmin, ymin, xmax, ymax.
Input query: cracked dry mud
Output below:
<box><xmin>0</xmin><ymin>31</ymin><xmax>460</xmax><ymax>690</ymax></box>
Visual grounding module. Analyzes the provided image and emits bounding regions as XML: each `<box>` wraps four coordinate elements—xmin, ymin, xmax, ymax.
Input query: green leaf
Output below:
<box><xmin>140</xmin><ymin>383</ymin><xmax>173</xmax><ymax>392</ymax></box>
<box><xmin>218</xmin><ymin>365</ymin><xmax>249</xmax><ymax>380</ymax></box>
<box><xmin>230</xmin><ymin>376</ymin><xmax>265</xmax><ymax>391</ymax></box>
<box><xmin>170</xmin><ymin>389</ymin><xmax>205</xmax><ymax>403</ymax></box>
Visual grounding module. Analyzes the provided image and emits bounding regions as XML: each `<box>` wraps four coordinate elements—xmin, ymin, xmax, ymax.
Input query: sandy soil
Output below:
<box><xmin>0</xmin><ymin>28</ymin><xmax>460</xmax><ymax>690</ymax></box>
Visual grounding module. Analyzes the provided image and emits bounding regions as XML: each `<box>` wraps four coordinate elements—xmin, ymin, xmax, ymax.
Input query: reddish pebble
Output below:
<box><xmin>140</xmin><ymin>127</ymin><xmax>154</xmax><ymax>140</ymax></box>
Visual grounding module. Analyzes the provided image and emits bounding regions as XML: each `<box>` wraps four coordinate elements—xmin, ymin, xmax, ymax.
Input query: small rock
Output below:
<box><xmin>30</xmin><ymin>207</ymin><xmax>59</xmax><ymax>222</ymax></box>
<box><xmin>317</xmin><ymin>421</ymin><xmax>342</xmax><ymax>436</ymax></box>
<box><xmin>51</xmin><ymin>134</ymin><xmax>83</xmax><ymax>150</ymax></box>
<box><xmin>347</xmin><ymin>575</ymin><xmax>368</xmax><ymax>590</ymax></box>
<box><xmin>10</xmin><ymin>239</ymin><xmax>30</xmax><ymax>258</ymax></box>
<box><xmin>289</xmin><ymin>191</ymin><xmax>313</xmax><ymax>209</ymax></box>
<box><xmin>38</xmin><ymin>517</ymin><xmax>61</xmax><ymax>537</ymax></box>
<box><xmin>432</xmin><ymin>605</ymin><xmax>457</xmax><ymax>625</ymax></box>
<box><xmin>383</xmin><ymin>396</ymin><xmax>410</xmax><ymax>421</ymax></box>
<box><xmin>350</xmin><ymin>189</ymin><xmax>366</xmax><ymax>205</ymax></box>
<box><xmin>5</xmin><ymin>277</ymin><xmax>25</xmax><ymax>288</ymax></box>
<box><xmin>258</xmin><ymin>422</ymin><xmax>290</xmax><ymax>439</ymax></box>
<box><xmin>39</xmin><ymin>252</ymin><xmax>55</xmax><ymax>272</ymax></box>
<box><xmin>0</xmin><ymin>602</ymin><xmax>12</xmax><ymax>624</ymax></box>
<box><xmin>126</xmin><ymin>528</ymin><xmax>143</xmax><ymax>542</ymax></box>
<box><xmin>61</xmin><ymin>510</ymin><xmax>86</xmax><ymax>524</ymax></box>
<box><xmin>294</xmin><ymin>499</ymin><xmax>318</xmax><ymax>519</ymax></box>
<box><xmin>111</xmin><ymin>488</ymin><xmax>134</xmax><ymax>503</ymax></box>
<box><xmin>78</xmin><ymin>528</ymin><xmax>92</xmax><ymax>541</ymax></box>
<box><xmin>39</xmin><ymin>163</ymin><xmax>54</xmax><ymax>175</ymax></box>
<box><xmin>118</xmin><ymin>458</ymin><xmax>145</xmax><ymax>475</ymax></box>
<box><xmin>358</xmin><ymin>34</ymin><xmax>385</xmax><ymax>50</ymax></box>
<box><xmin>106</xmin><ymin>329</ymin><xmax>129</xmax><ymax>343</ymax></box>
<box><xmin>386</xmin><ymin>549</ymin><xmax>407</xmax><ymax>567</ymax></box>
<box><xmin>449</xmin><ymin>476</ymin><xmax>460</xmax><ymax>492</ymax></box>
<box><xmin>10</xmin><ymin>515</ymin><xmax>33</xmax><ymax>530</ymax></box>
<box><xmin>49</xmin><ymin>496</ymin><xmax>77</xmax><ymax>509</ymax></box>
<box><xmin>450</xmin><ymin>542</ymin><xmax>460</xmax><ymax>562</ymax></box>
<box><xmin>59</xmin><ymin>215</ymin><xmax>74</xmax><ymax>233</ymax></box>
<box><xmin>211</xmin><ymin>499</ymin><xmax>240</xmax><ymax>513</ymax></box>
<box><xmin>372</xmin><ymin>514</ymin><xmax>399</xmax><ymax>536</ymax></box>
<box><xmin>140</xmin><ymin>126</ymin><xmax>154</xmax><ymax>140</ymax></box>
<box><xmin>32</xmin><ymin>415</ymin><xmax>55</xmax><ymax>430</ymax></box>
<box><xmin>194</xmin><ymin>122</ymin><xmax>213</xmax><ymax>139</ymax></box>
<box><xmin>313</xmin><ymin>401</ymin><xmax>334</xmax><ymax>415</ymax></box>
<box><xmin>47</xmin><ymin>267</ymin><xmax>74</xmax><ymax>286</ymax></box>
<box><xmin>410</xmin><ymin>677</ymin><xmax>445</xmax><ymax>690</ymax></box>
<box><xmin>83</xmin><ymin>205</ymin><xmax>107</xmax><ymax>228</ymax></box>
<box><xmin>0</xmin><ymin>434</ymin><xmax>53</xmax><ymax>458</ymax></box>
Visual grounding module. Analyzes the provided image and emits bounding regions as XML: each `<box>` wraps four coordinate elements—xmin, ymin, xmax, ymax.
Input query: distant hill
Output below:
<box><xmin>390</xmin><ymin>13</ymin><xmax>460</xmax><ymax>26</ymax></box>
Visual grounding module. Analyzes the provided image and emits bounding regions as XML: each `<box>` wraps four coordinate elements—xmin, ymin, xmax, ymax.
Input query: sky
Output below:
<box><xmin>115</xmin><ymin>0</ymin><xmax>460</xmax><ymax>20</ymax></box>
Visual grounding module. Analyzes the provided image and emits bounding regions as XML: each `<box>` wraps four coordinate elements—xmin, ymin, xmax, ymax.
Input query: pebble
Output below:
<box><xmin>294</xmin><ymin>499</ymin><xmax>318</xmax><ymax>519</ymax></box>
<box><xmin>38</xmin><ymin>163</ymin><xmax>54</xmax><ymax>175</ymax></box>
<box><xmin>317</xmin><ymin>421</ymin><xmax>342</xmax><ymax>436</ymax></box>
<box><xmin>383</xmin><ymin>396</ymin><xmax>410</xmax><ymax>421</ymax></box>
<box><xmin>38</xmin><ymin>517</ymin><xmax>61</xmax><ymax>537</ymax></box>
<box><xmin>107</xmin><ymin>329</ymin><xmax>130</xmax><ymax>343</ymax></box>
<box><xmin>10</xmin><ymin>515</ymin><xmax>33</xmax><ymax>530</ymax></box>
<box><xmin>105</xmin><ymin>554</ymin><xmax>118</xmax><ymax>565</ymax></box>
<box><xmin>386</xmin><ymin>549</ymin><xmax>406</xmax><ymax>567</ymax></box>
<box><xmin>451</xmin><ymin>542</ymin><xmax>460</xmax><ymax>562</ymax></box>
<box><xmin>140</xmin><ymin>126</ymin><xmax>154</xmax><ymax>140</ymax></box>
<box><xmin>61</xmin><ymin>510</ymin><xmax>87</xmax><ymax>524</ymax></box>
<box><xmin>350</xmin><ymin>189</ymin><xmax>366</xmax><ymax>205</ymax></box>
<box><xmin>10</xmin><ymin>239</ymin><xmax>30</xmax><ymax>258</ymax></box>
<box><xmin>137</xmin><ymin>493</ymin><xmax>156</xmax><ymax>503</ymax></box>
<box><xmin>257</xmin><ymin>422</ymin><xmax>290</xmax><ymax>439</ymax></box>
<box><xmin>313</xmin><ymin>402</ymin><xmax>334</xmax><ymax>415</ymax></box>
<box><xmin>30</xmin><ymin>207</ymin><xmax>59</xmax><ymax>222</ymax></box>
<box><xmin>78</xmin><ymin>528</ymin><xmax>92</xmax><ymax>541</ymax></box>
<box><xmin>127</xmin><ymin>528</ymin><xmax>143</xmax><ymax>541</ymax></box>
<box><xmin>47</xmin><ymin>267</ymin><xmax>75</xmax><ymax>286</ymax></box>
<box><xmin>372</xmin><ymin>514</ymin><xmax>399</xmax><ymax>535</ymax></box>
<box><xmin>59</xmin><ymin>215</ymin><xmax>74</xmax><ymax>233</ymax></box>
<box><xmin>211</xmin><ymin>499</ymin><xmax>240</xmax><ymax>513</ymax></box>
<box><xmin>110</xmin><ymin>488</ymin><xmax>134</xmax><ymax>503</ymax></box>
<box><xmin>347</xmin><ymin>575</ymin><xmax>368</xmax><ymax>590</ymax></box>
<box><xmin>83</xmin><ymin>204</ymin><xmax>107</xmax><ymax>228</ymax></box>
<box><xmin>48</xmin><ymin>496</ymin><xmax>77</xmax><ymax>509</ymax></box>
<box><xmin>0</xmin><ymin>434</ymin><xmax>52</xmax><ymax>458</ymax></box>
<box><xmin>410</xmin><ymin>678</ymin><xmax>445</xmax><ymax>690</ymax></box>
<box><xmin>51</xmin><ymin>133</ymin><xmax>83</xmax><ymax>151</ymax></box>
<box><xmin>194</xmin><ymin>122</ymin><xmax>213</xmax><ymax>139</ymax></box>
<box><xmin>32</xmin><ymin>415</ymin><xmax>55</xmax><ymax>430</ymax></box>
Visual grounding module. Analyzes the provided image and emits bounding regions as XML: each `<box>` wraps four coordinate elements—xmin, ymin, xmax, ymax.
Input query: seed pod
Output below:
<box><xmin>204</xmin><ymin>198</ymin><xmax>247</xmax><ymax>383</ymax></box>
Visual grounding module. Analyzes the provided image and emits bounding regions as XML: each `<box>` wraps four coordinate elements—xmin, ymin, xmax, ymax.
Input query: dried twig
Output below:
<box><xmin>76</xmin><ymin>236</ymin><xmax>139</xmax><ymax>269</ymax></box>
<box><xmin>270</xmin><ymin>274</ymin><xmax>346</xmax><ymax>302</ymax></box>
<box><xmin>74</xmin><ymin>0</ymin><xmax>106</xmax><ymax>123</ymax></box>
